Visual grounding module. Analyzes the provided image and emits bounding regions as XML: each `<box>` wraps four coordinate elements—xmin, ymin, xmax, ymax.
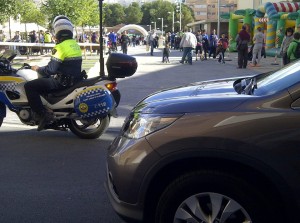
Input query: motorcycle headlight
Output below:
<box><xmin>123</xmin><ymin>113</ymin><xmax>182</xmax><ymax>139</ymax></box>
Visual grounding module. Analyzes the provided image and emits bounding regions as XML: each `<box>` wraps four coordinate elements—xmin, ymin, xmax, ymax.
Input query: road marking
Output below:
<box><xmin>2</xmin><ymin>122</ymin><xmax>35</xmax><ymax>129</ymax></box>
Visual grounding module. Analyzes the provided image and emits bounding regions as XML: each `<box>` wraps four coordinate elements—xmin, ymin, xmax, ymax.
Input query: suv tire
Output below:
<box><xmin>155</xmin><ymin>170</ymin><xmax>278</xmax><ymax>223</ymax></box>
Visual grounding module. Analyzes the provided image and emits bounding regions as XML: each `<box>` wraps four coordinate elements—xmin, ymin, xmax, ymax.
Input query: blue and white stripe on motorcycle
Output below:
<box><xmin>0</xmin><ymin>92</ymin><xmax>17</xmax><ymax>112</ymax></box>
<box><xmin>80</xmin><ymin>107</ymin><xmax>111</xmax><ymax>119</ymax></box>
<box><xmin>0</xmin><ymin>76</ymin><xmax>24</xmax><ymax>92</ymax></box>
<box><xmin>0</xmin><ymin>101</ymin><xmax>6</xmax><ymax>117</ymax></box>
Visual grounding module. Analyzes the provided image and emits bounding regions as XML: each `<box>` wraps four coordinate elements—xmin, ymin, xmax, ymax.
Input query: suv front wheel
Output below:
<box><xmin>155</xmin><ymin>170</ymin><xmax>279</xmax><ymax>223</ymax></box>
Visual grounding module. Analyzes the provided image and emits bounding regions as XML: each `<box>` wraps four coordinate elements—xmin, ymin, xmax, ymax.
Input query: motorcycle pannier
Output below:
<box><xmin>106</xmin><ymin>53</ymin><xmax>137</xmax><ymax>78</ymax></box>
<box><xmin>74</xmin><ymin>86</ymin><xmax>114</xmax><ymax>119</ymax></box>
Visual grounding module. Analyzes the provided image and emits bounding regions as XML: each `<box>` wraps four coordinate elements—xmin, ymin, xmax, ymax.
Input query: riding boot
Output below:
<box><xmin>37</xmin><ymin>109</ymin><xmax>53</xmax><ymax>131</ymax></box>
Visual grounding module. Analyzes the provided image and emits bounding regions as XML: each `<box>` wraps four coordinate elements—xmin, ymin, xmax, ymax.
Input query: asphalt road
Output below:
<box><xmin>0</xmin><ymin>125</ymin><xmax>120</xmax><ymax>222</ymax></box>
<box><xmin>0</xmin><ymin>45</ymin><xmax>280</xmax><ymax>222</ymax></box>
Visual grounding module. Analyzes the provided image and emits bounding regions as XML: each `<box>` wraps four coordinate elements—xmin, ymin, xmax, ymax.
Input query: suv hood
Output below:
<box><xmin>134</xmin><ymin>78</ymin><xmax>252</xmax><ymax>114</ymax></box>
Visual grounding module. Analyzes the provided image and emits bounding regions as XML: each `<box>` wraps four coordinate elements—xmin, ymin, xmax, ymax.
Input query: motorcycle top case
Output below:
<box><xmin>74</xmin><ymin>86</ymin><xmax>113</xmax><ymax>119</ymax></box>
<box><xmin>106</xmin><ymin>53</ymin><xmax>137</xmax><ymax>78</ymax></box>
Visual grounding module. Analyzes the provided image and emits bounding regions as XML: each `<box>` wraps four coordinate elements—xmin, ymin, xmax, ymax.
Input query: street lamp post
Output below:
<box><xmin>147</xmin><ymin>24</ymin><xmax>152</xmax><ymax>31</ymax></box>
<box><xmin>98</xmin><ymin>0</ymin><xmax>105</xmax><ymax>77</ymax></box>
<box><xmin>168</xmin><ymin>11</ymin><xmax>174</xmax><ymax>32</ymax></box>
<box><xmin>176</xmin><ymin>0</ymin><xmax>182</xmax><ymax>31</ymax></box>
<box><xmin>158</xmin><ymin>18</ymin><xmax>164</xmax><ymax>35</ymax></box>
<box><xmin>217</xmin><ymin>0</ymin><xmax>220</xmax><ymax>37</ymax></box>
<box><xmin>151</xmin><ymin>21</ymin><xmax>156</xmax><ymax>30</ymax></box>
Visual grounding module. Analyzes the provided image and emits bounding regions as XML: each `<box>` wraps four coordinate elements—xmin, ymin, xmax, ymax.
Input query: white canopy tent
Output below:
<box><xmin>0</xmin><ymin>21</ymin><xmax>46</xmax><ymax>39</ymax></box>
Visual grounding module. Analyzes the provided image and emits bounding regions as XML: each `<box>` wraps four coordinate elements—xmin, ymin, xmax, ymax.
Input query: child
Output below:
<box><xmin>216</xmin><ymin>33</ymin><xmax>229</xmax><ymax>64</ymax></box>
<box><xmin>162</xmin><ymin>43</ymin><xmax>171</xmax><ymax>63</ymax></box>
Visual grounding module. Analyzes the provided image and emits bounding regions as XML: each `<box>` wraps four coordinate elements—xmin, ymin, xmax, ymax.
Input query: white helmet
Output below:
<box><xmin>52</xmin><ymin>15</ymin><xmax>73</xmax><ymax>39</ymax></box>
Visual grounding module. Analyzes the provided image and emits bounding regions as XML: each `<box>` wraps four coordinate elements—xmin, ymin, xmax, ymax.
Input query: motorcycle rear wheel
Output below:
<box><xmin>68</xmin><ymin>116</ymin><xmax>110</xmax><ymax>139</ymax></box>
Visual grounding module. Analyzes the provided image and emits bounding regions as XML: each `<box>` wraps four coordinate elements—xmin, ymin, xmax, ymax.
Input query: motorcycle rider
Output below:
<box><xmin>24</xmin><ymin>15</ymin><xmax>82</xmax><ymax>131</ymax></box>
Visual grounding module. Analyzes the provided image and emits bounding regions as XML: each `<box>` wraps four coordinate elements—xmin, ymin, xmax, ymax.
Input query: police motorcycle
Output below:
<box><xmin>0</xmin><ymin>50</ymin><xmax>137</xmax><ymax>139</ymax></box>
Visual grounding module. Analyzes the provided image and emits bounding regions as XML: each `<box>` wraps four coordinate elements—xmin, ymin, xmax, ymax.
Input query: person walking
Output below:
<box><xmin>179</xmin><ymin>27</ymin><xmax>197</xmax><ymax>65</ymax></box>
<box><xmin>29</xmin><ymin>30</ymin><xmax>37</xmax><ymax>43</ymax></box>
<box><xmin>12</xmin><ymin>31</ymin><xmax>22</xmax><ymax>42</ymax></box>
<box><xmin>250</xmin><ymin>27</ymin><xmax>264</xmax><ymax>67</ymax></box>
<box><xmin>132</xmin><ymin>35</ymin><xmax>136</xmax><ymax>47</ymax></box>
<box><xmin>44</xmin><ymin>30</ymin><xmax>53</xmax><ymax>54</ymax></box>
<box><xmin>0</xmin><ymin>30</ymin><xmax>6</xmax><ymax>42</ymax></box>
<box><xmin>287</xmin><ymin>32</ymin><xmax>300</xmax><ymax>63</ymax></box>
<box><xmin>120</xmin><ymin>31</ymin><xmax>130</xmax><ymax>54</ymax></box>
<box><xmin>195</xmin><ymin>30</ymin><xmax>203</xmax><ymax>61</ymax></box>
<box><xmin>170</xmin><ymin>32</ymin><xmax>176</xmax><ymax>49</ymax></box>
<box><xmin>108</xmin><ymin>31</ymin><xmax>117</xmax><ymax>52</ymax></box>
<box><xmin>280</xmin><ymin>27</ymin><xmax>294</xmax><ymax>66</ymax></box>
<box><xmin>147</xmin><ymin>30</ymin><xmax>156</xmax><ymax>56</ymax></box>
<box><xmin>216</xmin><ymin>33</ymin><xmax>228</xmax><ymax>64</ymax></box>
<box><xmin>209</xmin><ymin>31</ymin><xmax>218</xmax><ymax>59</ymax></box>
<box><xmin>39</xmin><ymin>30</ymin><xmax>45</xmax><ymax>43</ymax></box>
<box><xmin>236</xmin><ymin>25</ymin><xmax>250</xmax><ymax>69</ymax></box>
<box><xmin>202</xmin><ymin>29</ymin><xmax>209</xmax><ymax>60</ymax></box>
<box><xmin>12</xmin><ymin>31</ymin><xmax>22</xmax><ymax>52</ymax></box>
<box><xmin>162</xmin><ymin>43</ymin><xmax>171</xmax><ymax>63</ymax></box>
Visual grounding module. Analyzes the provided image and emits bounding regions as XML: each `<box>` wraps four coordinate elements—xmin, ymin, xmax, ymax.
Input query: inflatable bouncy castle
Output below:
<box><xmin>255</xmin><ymin>2</ymin><xmax>300</xmax><ymax>49</ymax></box>
<box><xmin>221</xmin><ymin>2</ymin><xmax>300</xmax><ymax>52</ymax></box>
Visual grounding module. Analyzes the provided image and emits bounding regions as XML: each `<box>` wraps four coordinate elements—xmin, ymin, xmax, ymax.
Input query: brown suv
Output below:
<box><xmin>105</xmin><ymin>61</ymin><xmax>300</xmax><ymax>223</ymax></box>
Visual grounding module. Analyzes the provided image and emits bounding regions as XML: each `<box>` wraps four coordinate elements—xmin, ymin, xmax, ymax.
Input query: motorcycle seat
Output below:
<box><xmin>50</xmin><ymin>76</ymin><xmax>102</xmax><ymax>98</ymax></box>
<box><xmin>45</xmin><ymin>76</ymin><xmax>108</xmax><ymax>105</ymax></box>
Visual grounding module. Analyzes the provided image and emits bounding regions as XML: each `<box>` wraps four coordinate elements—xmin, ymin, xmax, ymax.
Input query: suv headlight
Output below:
<box><xmin>123</xmin><ymin>113</ymin><xmax>182</xmax><ymax>139</ymax></box>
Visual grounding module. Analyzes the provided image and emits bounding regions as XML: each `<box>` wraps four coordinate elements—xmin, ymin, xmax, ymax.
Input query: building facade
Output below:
<box><xmin>186</xmin><ymin>0</ymin><xmax>289</xmax><ymax>35</ymax></box>
<box><xmin>238</xmin><ymin>0</ymin><xmax>286</xmax><ymax>10</ymax></box>
<box><xmin>186</xmin><ymin>0</ymin><xmax>237</xmax><ymax>22</ymax></box>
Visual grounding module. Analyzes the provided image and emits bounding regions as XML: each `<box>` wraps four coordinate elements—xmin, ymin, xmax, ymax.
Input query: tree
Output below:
<box><xmin>75</xmin><ymin>0</ymin><xmax>100</xmax><ymax>30</ymax></box>
<box><xmin>14</xmin><ymin>0</ymin><xmax>46</xmax><ymax>41</ymax></box>
<box><xmin>42</xmin><ymin>0</ymin><xmax>100</xmax><ymax>32</ymax></box>
<box><xmin>140</xmin><ymin>2</ymin><xmax>155</xmax><ymax>25</ymax></box>
<box><xmin>141</xmin><ymin>0</ymin><xmax>194</xmax><ymax>32</ymax></box>
<box><xmin>180</xmin><ymin>4</ymin><xmax>194</xmax><ymax>30</ymax></box>
<box><xmin>103</xmin><ymin>3</ymin><xmax>125</xmax><ymax>26</ymax></box>
<box><xmin>42</xmin><ymin>0</ymin><xmax>76</xmax><ymax>28</ymax></box>
<box><xmin>17</xmin><ymin>0</ymin><xmax>46</xmax><ymax>26</ymax></box>
<box><xmin>141</xmin><ymin>1</ymin><xmax>174</xmax><ymax>29</ymax></box>
<box><xmin>125</xmin><ymin>3</ymin><xmax>143</xmax><ymax>24</ymax></box>
<box><xmin>0</xmin><ymin>0</ymin><xmax>18</xmax><ymax>23</ymax></box>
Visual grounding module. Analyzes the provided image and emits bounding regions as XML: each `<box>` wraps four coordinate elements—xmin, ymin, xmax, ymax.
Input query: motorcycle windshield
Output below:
<box><xmin>0</xmin><ymin>50</ymin><xmax>17</xmax><ymax>61</ymax></box>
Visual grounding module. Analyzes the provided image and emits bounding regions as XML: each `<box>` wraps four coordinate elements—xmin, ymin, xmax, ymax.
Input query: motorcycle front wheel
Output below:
<box><xmin>68</xmin><ymin>115</ymin><xmax>110</xmax><ymax>139</ymax></box>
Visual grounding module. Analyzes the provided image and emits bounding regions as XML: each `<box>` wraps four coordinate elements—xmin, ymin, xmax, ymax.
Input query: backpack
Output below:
<box><xmin>293</xmin><ymin>41</ymin><xmax>300</xmax><ymax>59</ymax></box>
<box><xmin>222</xmin><ymin>40</ymin><xmax>228</xmax><ymax>49</ymax></box>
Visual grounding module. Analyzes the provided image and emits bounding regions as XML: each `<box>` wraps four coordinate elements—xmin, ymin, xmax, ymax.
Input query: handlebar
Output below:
<box><xmin>15</xmin><ymin>63</ymin><xmax>31</xmax><ymax>72</ymax></box>
<box><xmin>22</xmin><ymin>63</ymin><xmax>31</xmax><ymax>69</ymax></box>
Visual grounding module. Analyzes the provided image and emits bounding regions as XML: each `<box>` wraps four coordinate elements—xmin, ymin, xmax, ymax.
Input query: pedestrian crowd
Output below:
<box><xmin>280</xmin><ymin>24</ymin><xmax>300</xmax><ymax>66</ymax></box>
<box><xmin>0</xmin><ymin>28</ymin><xmax>146</xmax><ymax>56</ymax></box>
<box><xmin>235</xmin><ymin>23</ymin><xmax>300</xmax><ymax>69</ymax></box>
<box><xmin>1</xmin><ymin>23</ymin><xmax>300</xmax><ymax>68</ymax></box>
<box><xmin>148</xmin><ymin>23</ymin><xmax>300</xmax><ymax>68</ymax></box>
<box><xmin>0</xmin><ymin>29</ymin><xmax>54</xmax><ymax>55</ymax></box>
<box><xmin>146</xmin><ymin>27</ymin><xmax>229</xmax><ymax>66</ymax></box>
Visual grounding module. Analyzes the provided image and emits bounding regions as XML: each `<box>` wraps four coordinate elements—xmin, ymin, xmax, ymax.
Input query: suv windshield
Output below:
<box><xmin>254</xmin><ymin>61</ymin><xmax>300</xmax><ymax>96</ymax></box>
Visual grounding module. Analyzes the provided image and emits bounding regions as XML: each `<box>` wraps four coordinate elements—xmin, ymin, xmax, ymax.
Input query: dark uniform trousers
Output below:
<box><xmin>24</xmin><ymin>77</ymin><xmax>62</xmax><ymax>115</ymax></box>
